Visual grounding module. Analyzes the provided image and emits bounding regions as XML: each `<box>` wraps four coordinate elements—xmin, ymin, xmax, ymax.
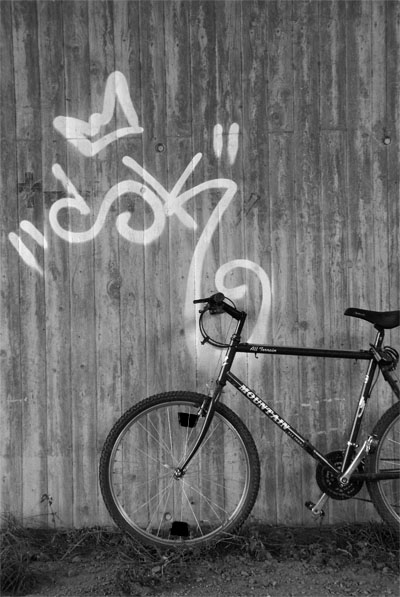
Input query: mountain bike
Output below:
<box><xmin>99</xmin><ymin>292</ymin><xmax>400</xmax><ymax>549</ymax></box>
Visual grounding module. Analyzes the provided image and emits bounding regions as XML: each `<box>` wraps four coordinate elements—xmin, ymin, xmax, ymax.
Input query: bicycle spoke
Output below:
<box><xmin>154</xmin><ymin>482</ymin><xmax>174</xmax><ymax>537</ymax></box>
<box><xmin>137</xmin><ymin>418</ymin><xmax>176</xmax><ymax>464</ymax></box>
<box><xmin>180</xmin><ymin>483</ymin><xmax>205</xmax><ymax>535</ymax></box>
<box><xmin>126</xmin><ymin>480</ymin><xmax>173</xmax><ymax>518</ymax></box>
<box><xmin>182</xmin><ymin>479</ymin><xmax>227</xmax><ymax>521</ymax></box>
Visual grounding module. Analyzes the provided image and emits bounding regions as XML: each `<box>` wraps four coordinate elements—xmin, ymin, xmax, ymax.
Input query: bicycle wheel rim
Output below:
<box><xmin>106</xmin><ymin>398</ymin><xmax>252</xmax><ymax>547</ymax></box>
<box><xmin>373</xmin><ymin>413</ymin><xmax>400</xmax><ymax>524</ymax></box>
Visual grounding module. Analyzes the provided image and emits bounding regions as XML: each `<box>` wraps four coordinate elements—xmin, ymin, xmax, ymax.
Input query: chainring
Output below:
<box><xmin>316</xmin><ymin>450</ymin><xmax>364</xmax><ymax>500</ymax></box>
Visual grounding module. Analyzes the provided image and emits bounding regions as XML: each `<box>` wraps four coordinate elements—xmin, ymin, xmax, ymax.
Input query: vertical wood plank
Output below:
<box><xmin>370</xmin><ymin>0</ymin><xmax>394</xmax><ymax>424</ymax></box>
<box><xmin>320</xmin><ymin>130</ymin><xmax>352</xmax><ymax>459</ymax></box>
<box><xmin>138</xmin><ymin>1</ymin><xmax>172</xmax><ymax>522</ymax></box>
<box><xmin>214</xmin><ymin>0</ymin><xmax>248</xmax><ymax>423</ymax></box>
<box><xmin>188</xmin><ymin>0</ymin><xmax>219</xmax><ymax>389</ymax></box>
<box><xmin>346</xmin><ymin>0</ymin><xmax>374</xmax><ymax>314</ymax></box>
<box><xmin>241</xmin><ymin>0</ymin><xmax>275</xmax><ymax>521</ymax></box>
<box><xmin>241</xmin><ymin>0</ymin><xmax>272</xmax><ymax>337</ymax></box>
<box><xmin>164</xmin><ymin>0</ymin><xmax>196</xmax><ymax>388</ymax></box>
<box><xmin>386</xmin><ymin>0</ymin><xmax>400</xmax><ymax>354</ymax></box>
<box><xmin>319</xmin><ymin>0</ymin><xmax>347</xmax><ymax>130</ymax></box>
<box><xmin>293</xmin><ymin>0</ymin><xmax>323</xmax><ymax>524</ymax></box>
<box><xmin>12</xmin><ymin>0</ymin><xmax>48</xmax><ymax>524</ymax></box>
<box><xmin>385</xmin><ymin>0</ymin><xmax>400</xmax><ymax>352</ymax></box>
<box><xmin>140</xmin><ymin>1</ymin><xmax>171</xmax><ymax>396</ymax></box>
<box><xmin>371</xmin><ymin>0</ymin><xmax>389</xmax><ymax>313</ymax></box>
<box><xmin>60</xmin><ymin>0</ymin><xmax>97</xmax><ymax>527</ymax></box>
<box><xmin>266</xmin><ymin>0</ymin><xmax>294</xmax><ymax>133</ymax></box>
<box><xmin>320</xmin><ymin>130</ymin><xmax>349</xmax><ymax>402</ymax></box>
<box><xmin>269</xmin><ymin>132</ymin><xmax>300</xmax><ymax>524</ymax></box>
<box><xmin>266</xmin><ymin>0</ymin><xmax>297</xmax><ymax>523</ymax></box>
<box><xmin>0</xmin><ymin>0</ymin><xmax>23</xmax><ymax>520</ymax></box>
<box><xmin>37</xmin><ymin>0</ymin><xmax>73</xmax><ymax>526</ymax></box>
<box><xmin>345</xmin><ymin>0</ymin><xmax>374</xmax><ymax>525</ymax></box>
<box><xmin>112</xmin><ymin>0</ymin><xmax>147</xmax><ymax>413</ymax></box>
<box><xmin>267</xmin><ymin>0</ymin><xmax>297</xmax><ymax>524</ymax></box>
<box><xmin>319</xmin><ymin>1</ymin><xmax>351</xmax><ymax>501</ymax></box>
<box><xmin>87</xmin><ymin>0</ymin><xmax>123</xmax><ymax>523</ymax></box>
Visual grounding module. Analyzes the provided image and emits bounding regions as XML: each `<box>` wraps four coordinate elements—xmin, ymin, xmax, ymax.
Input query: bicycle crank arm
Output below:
<box><xmin>305</xmin><ymin>493</ymin><xmax>329</xmax><ymax>517</ymax></box>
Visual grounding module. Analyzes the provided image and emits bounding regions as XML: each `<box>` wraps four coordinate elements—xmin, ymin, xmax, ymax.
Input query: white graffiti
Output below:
<box><xmin>8</xmin><ymin>70</ymin><xmax>272</xmax><ymax>359</ymax></box>
<box><xmin>8</xmin><ymin>220</ymin><xmax>48</xmax><ymax>275</ymax></box>
<box><xmin>215</xmin><ymin>260</ymin><xmax>271</xmax><ymax>343</ymax></box>
<box><xmin>8</xmin><ymin>230</ymin><xmax>45</xmax><ymax>275</ymax></box>
<box><xmin>184</xmin><ymin>182</ymin><xmax>271</xmax><ymax>366</ymax></box>
<box><xmin>53</xmin><ymin>71</ymin><xmax>143</xmax><ymax>157</ymax></box>
<box><xmin>213</xmin><ymin>123</ymin><xmax>240</xmax><ymax>165</ymax></box>
<box><xmin>213</xmin><ymin>124</ymin><xmax>224</xmax><ymax>158</ymax></box>
<box><xmin>49</xmin><ymin>153</ymin><xmax>210</xmax><ymax>243</ymax></box>
<box><xmin>20</xmin><ymin>220</ymin><xmax>48</xmax><ymax>248</ymax></box>
<box><xmin>50</xmin><ymin>162</ymin><xmax>167</xmax><ymax>245</ymax></box>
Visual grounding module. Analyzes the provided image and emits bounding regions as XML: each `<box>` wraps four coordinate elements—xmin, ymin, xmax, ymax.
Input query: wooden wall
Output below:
<box><xmin>1</xmin><ymin>0</ymin><xmax>399</xmax><ymax>528</ymax></box>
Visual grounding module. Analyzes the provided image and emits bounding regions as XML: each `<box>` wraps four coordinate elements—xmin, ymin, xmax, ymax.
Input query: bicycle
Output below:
<box><xmin>99</xmin><ymin>292</ymin><xmax>400</xmax><ymax>549</ymax></box>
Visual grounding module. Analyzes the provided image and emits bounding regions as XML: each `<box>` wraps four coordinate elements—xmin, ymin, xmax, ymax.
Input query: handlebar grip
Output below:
<box><xmin>193</xmin><ymin>292</ymin><xmax>225</xmax><ymax>305</ymax></box>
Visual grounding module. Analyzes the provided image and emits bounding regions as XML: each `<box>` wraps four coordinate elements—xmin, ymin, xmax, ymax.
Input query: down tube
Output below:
<box><xmin>226</xmin><ymin>371</ymin><xmax>337</xmax><ymax>472</ymax></box>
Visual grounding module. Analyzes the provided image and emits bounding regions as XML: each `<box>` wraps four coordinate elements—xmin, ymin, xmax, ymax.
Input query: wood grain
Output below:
<box><xmin>0</xmin><ymin>0</ymin><xmax>398</xmax><ymax>528</ymax></box>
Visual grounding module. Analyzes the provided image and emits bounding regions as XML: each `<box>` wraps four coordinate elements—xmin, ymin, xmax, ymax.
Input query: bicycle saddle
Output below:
<box><xmin>345</xmin><ymin>308</ymin><xmax>400</xmax><ymax>329</ymax></box>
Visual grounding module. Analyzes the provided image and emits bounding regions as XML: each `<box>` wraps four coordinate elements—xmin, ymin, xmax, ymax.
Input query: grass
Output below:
<box><xmin>0</xmin><ymin>515</ymin><xmax>47</xmax><ymax>596</ymax></box>
<box><xmin>1</xmin><ymin>514</ymin><xmax>398</xmax><ymax>596</ymax></box>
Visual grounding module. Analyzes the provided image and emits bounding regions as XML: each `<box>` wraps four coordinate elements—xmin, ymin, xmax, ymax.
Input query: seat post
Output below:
<box><xmin>372</xmin><ymin>327</ymin><xmax>385</xmax><ymax>349</ymax></box>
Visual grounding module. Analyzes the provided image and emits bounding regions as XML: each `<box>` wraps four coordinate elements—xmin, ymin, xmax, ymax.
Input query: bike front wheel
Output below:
<box><xmin>99</xmin><ymin>391</ymin><xmax>260</xmax><ymax>549</ymax></box>
<box><xmin>366</xmin><ymin>401</ymin><xmax>400</xmax><ymax>533</ymax></box>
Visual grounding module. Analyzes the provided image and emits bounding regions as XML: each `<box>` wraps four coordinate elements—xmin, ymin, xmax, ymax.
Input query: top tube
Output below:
<box><xmin>236</xmin><ymin>343</ymin><xmax>372</xmax><ymax>360</ymax></box>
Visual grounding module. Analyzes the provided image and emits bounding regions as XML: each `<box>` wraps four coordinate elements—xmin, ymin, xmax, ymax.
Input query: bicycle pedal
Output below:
<box><xmin>305</xmin><ymin>501</ymin><xmax>325</xmax><ymax>517</ymax></box>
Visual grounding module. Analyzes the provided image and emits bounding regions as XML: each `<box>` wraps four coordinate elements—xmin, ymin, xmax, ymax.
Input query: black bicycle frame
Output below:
<box><xmin>227</xmin><ymin>364</ymin><xmax>397</xmax><ymax>484</ymax></box>
<box><xmin>215</xmin><ymin>321</ymin><xmax>385</xmax><ymax>476</ymax></box>
<box><xmin>177</xmin><ymin>304</ymin><xmax>398</xmax><ymax>482</ymax></box>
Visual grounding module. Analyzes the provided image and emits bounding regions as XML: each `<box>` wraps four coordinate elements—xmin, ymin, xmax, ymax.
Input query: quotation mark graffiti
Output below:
<box><xmin>9</xmin><ymin>221</ymin><xmax>47</xmax><ymax>276</ymax></box>
<box><xmin>213</xmin><ymin>123</ymin><xmax>240</xmax><ymax>165</ymax></box>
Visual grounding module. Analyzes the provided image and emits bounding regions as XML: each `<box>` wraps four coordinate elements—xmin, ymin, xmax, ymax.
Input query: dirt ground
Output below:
<box><xmin>22</xmin><ymin>552</ymin><xmax>398</xmax><ymax>597</ymax></box>
<box><xmin>3</xmin><ymin>524</ymin><xmax>399</xmax><ymax>597</ymax></box>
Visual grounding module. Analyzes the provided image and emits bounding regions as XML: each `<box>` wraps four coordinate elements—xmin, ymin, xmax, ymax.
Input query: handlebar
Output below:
<box><xmin>193</xmin><ymin>292</ymin><xmax>225</xmax><ymax>306</ymax></box>
<box><xmin>193</xmin><ymin>292</ymin><xmax>246</xmax><ymax>347</ymax></box>
<box><xmin>193</xmin><ymin>292</ymin><xmax>244</xmax><ymax>320</ymax></box>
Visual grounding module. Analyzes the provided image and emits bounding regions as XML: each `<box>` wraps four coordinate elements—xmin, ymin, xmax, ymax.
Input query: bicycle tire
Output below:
<box><xmin>99</xmin><ymin>391</ymin><xmax>260</xmax><ymax>549</ymax></box>
<box><xmin>366</xmin><ymin>401</ymin><xmax>400</xmax><ymax>533</ymax></box>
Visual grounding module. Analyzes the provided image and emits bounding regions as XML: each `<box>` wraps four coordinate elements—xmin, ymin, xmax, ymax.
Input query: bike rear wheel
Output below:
<box><xmin>99</xmin><ymin>391</ymin><xmax>260</xmax><ymax>549</ymax></box>
<box><xmin>366</xmin><ymin>401</ymin><xmax>400</xmax><ymax>533</ymax></box>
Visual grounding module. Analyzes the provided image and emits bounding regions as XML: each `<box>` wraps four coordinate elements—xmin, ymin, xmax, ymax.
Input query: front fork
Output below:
<box><xmin>173</xmin><ymin>382</ymin><xmax>224</xmax><ymax>478</ymax></box>
<box><xmin>174</xmin><ymin>333</ymin><xmax>242</xmax><ymax>478</ymax></box>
